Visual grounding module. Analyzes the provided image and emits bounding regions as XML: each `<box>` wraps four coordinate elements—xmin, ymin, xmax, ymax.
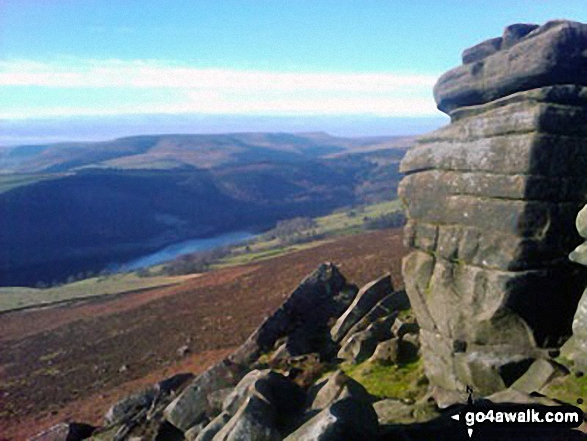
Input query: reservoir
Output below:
<box><xmin>119</xmin><ymin>231</ymin><xmax>255</xmax><ymax>271</ymax></box>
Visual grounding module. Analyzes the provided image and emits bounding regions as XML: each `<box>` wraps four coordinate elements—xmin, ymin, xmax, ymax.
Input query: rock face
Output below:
<box><xmin>399</xmin><ymin>20</ymin><xmax>587</xmax><ymax>398</ymax></box>
<box><xmin>562</xmin><ymin>205</ymin><xmax>587</xmax><ymax>370</ymax></box>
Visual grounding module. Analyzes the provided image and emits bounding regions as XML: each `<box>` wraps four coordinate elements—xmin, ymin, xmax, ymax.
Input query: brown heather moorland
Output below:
<box><xmin>0</xmin><ymin>228</ymin><xmax>406</xmax><ymax>440</ymax></box>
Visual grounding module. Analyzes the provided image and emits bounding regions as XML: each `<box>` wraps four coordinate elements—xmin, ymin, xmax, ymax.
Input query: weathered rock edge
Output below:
<box><xmin>400</xmin><ymin>19</ymin><xmax>587</xmax><ymax>400</ymax></box>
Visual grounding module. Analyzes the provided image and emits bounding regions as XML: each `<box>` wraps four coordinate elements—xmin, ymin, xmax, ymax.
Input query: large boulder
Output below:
<box><xmin>165</xmin><ymin>360</ymin><xmax>245</xmax><ymax>432</ymax></box>
<box><xmin>217</xmin><ymin>370</ymin><xmax>305</xmax><ymax>440</ymax></box>
<box><xmin>246</xmin><ymin>262</ymin><xmax>354</xmax><ymax>358</ymax></box>
<box><xmin>400</xmin><ymin>20</ymin><xmax>587</xmax><ymax>400</ymax></box>
<box><xmin>212</xmin><ymin>394</ymin><xmax>282</xmax><ymax>441</ymax></box>
<box><xmin>330</xmin><ymin>275</ymin><xmax>393</xmax><ymax>343</ymax></box>
<box><xmin>434</xmin><ymin>20</ymin><xmax>587</xmax><ymax>113</ymax></box>
<box><xmin>510</xmin><ymin>359</ymin><xmax>567</xmax><ymax>394</ymax></box>
<box><xmin>252</xmin><ymin>370</ymin><xmax>307</xmax><ymax>420</ymax></box>
<box><xmin>308</xmin><ymin>370</ymin><xmax>371</xmax><ymax>411</ymax></box>
<box><xmin>283</xmin><ymin>397</ymin><xmax>379</xmax><ymax>441</ymax></box>
<box><xmin>373</xmin><ymin>399</ymin><xmax>439</xmax><ymax>425</ymax></box>
<box><xmin>101</xmin><ymin>371</ymin><xmax>194</xmax><ymax>432</ymax></box>
<box><xmin>104</xmin><ymin>387</ymin><xmax>157</xmax><ymax>426</ymax></box>
<box><xmin>368</xmin><ymin>338</ymin><xmax>400</xmax><ymax>365</ymax></box>
<box><xmin>222</xmin><ymin>369</ymin><xmax>270</xmax><ymax>415</ymax></box>
<box><xmin>337</xmin><ymin>290</ymin><xmax>410</xmax><ymax>344</ymax></box>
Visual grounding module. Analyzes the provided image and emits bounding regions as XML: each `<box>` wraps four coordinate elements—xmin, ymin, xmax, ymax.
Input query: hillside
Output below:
<box><xmin>0</xmin><ymin>200</ymin><xmax>404</xmax><ymax>312</ymax></box>
<box><xmin>0</xmin><ymin>228</ymin><xmax>407</xmax><ymax>440</ymax></box>
<box><xmin>0</xmin><ymin>132</ymin><xmax>411</xmax><ymax>174</ymax></box>
<box><xmin>0</xmin><ymin>133</ymin><xmax>412</xmax><ymax>287</ymax></box>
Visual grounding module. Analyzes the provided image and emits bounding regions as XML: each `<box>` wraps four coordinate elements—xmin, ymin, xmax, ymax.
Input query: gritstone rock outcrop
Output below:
<box><xmin>563</xmin><ymin>204</ymin><xmax>587</xmax><ymax>370</ymax></box>
<box><xmin>399</xmin><ymin>20</ymin><xmax>587</xmax><ymax>399</ymax></box>
<box><xmin>76</xmin><ymin>264</ymin><xmax>414</xmax><ymax>440</ymax></box>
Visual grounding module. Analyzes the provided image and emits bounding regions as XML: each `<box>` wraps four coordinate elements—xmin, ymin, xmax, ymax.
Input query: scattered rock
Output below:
<box><xmin>268</xmin><ymin>342</ymin><xmax>290</xmax><ymax>363</ymax></box>
<box><xmin>374</xmin><ymin>399</ymin><xmax>439</xmax><ymax>425</ymax></box>
<box><xmin>184</xmin><ymin>419</ymin><xmax>209</xmax><ymax>441</ymax></box>
<box><xmin>564</xmin><ymin>204</ymin><xmax>587</xmax><ymax>371</ymax></box>
<box><xmin>399</xmin><ymin>333</ymin><xmax>420</xmax><ymax>364</ymax></box>
<box><xmin>166</xmin><ymin>264</ymin><xmax>357</xmax><ymax>432</ymax></box>
<box><xmin>104</xmin><ymin>387</ymin><xmax>157</xmax><ymax>426</ymax></box>
<box><xmin>253</xmin><ymin>371</ymin><xmax>306</xmax><ymax>418</ymax></box>
<box><xmin>154</xmin><ymin>421</ymin><xmax>185</xmax><ymax>441</ymax></box>
<box><xmin>29</xmin><ymin>423</ymin><xmax>96</xmax><ymax>441</ymax></box>
<box><xmin>485</xmin><ymin>388</ymin><xmax>560</xmax><ymax>406</ymax></box>
<box><xmin>177</xmin><ymin>345</ymin><xmax>190</xmax><ymax>357</ymax></box>
<box><xmin>391</xmin><ymin>319</ymin><xmax>419</xmax><ymax>339</ymax></box>
<box><xmin>339</xmin><ymin>290</ymin><xmax>409</xmax><ymax>344</ymax></box>
<box><xmin>207</xmin><ymin>388</ymin><xmax>234</xmax><ymax>415</ymax></box>
<box><xmin>157</xmin><ymin>372</ymin><xmax>195</xmax><ymax>395</ymax></box>
<box><xmin>236</xmin><ymin>263</ymin><xmax>356</xmax><ymax>362</ymax></box>
<box><xmin>373</xmin><ymin>398</ymin><xmax>413</xmax><ymax>424</ymax></box>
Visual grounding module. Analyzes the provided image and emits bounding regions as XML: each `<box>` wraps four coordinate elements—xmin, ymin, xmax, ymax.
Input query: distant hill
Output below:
<box><xmin>0</xmin><ymin>132</ymin><xmax>412</xmax><ymax>174</ymax></box>
<box><xmin>0</xmin><ymin>132</ymin><xmax>413</xmax><ymax>286</ymax></box>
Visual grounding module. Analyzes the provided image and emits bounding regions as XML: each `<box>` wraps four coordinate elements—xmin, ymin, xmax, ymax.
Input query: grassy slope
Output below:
<box><xmin>219</xmin><ymin>199</ymin><xmax>403</xmax><ymax>266</ymax></box>
<box><xmin>0</xmin><ymin>273</ymin><xmax>197</xmax><ymax>312</ymax></box>
<box><xmin>0</xmin><ymin>173</ymin><xmax>67</xmax><ymax>194</ymax></box>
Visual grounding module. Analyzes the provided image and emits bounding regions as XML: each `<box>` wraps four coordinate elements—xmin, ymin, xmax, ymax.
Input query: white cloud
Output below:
<box><xmin>0</xmin><ymin>59</ymin><xmax>441</xmax><ymax>118</ymax></box>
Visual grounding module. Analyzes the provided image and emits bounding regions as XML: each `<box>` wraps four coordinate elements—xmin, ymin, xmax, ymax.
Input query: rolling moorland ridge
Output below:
<box><xmin>15</xmin><ymin>18</ymin><xmax>587</xmax><ymax>441</ymax></box>
<box><xmin>0</xmin><ymin>133</ymin><xmax>411</xmax><ymax>287</ymax></box>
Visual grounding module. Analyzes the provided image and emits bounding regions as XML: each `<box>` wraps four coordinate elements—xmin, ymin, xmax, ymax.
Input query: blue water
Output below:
<box><xmin>120</xmin><ymin>231</ymin><xmax>255</xmax><ymax>271</ymax></box>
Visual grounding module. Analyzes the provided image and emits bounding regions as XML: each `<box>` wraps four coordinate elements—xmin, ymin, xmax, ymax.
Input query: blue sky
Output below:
<box><xmin>1</xmin><ymin>1</ymin><xmax>587</xmax><ymax>140</ymax></box>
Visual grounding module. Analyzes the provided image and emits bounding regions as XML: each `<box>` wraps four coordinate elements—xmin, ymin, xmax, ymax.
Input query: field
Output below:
<box><xmin>0</xmin><ymin>228</ymin><xmax>407</xmax><ymax>440</ymax></box>
<box><xmin>219</xmin><ymin>200</ymin><xmax>403</xmax><ymax>266</ymax></box>
<box><xmin>0</xmin><ymin>273</ymin><xmax>198</xmax><ymax>312</ymax></box>
<box><xmin>0</xmin><ymin>173</ymin><xmax>66</xmax><ymax>194</ymax></box>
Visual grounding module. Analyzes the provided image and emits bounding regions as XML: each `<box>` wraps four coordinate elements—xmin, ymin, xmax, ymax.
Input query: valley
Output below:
<box><xmin>0</xmin><ymin>133</ymin><xmax>411</xmax><ymax>287</ymax></box>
